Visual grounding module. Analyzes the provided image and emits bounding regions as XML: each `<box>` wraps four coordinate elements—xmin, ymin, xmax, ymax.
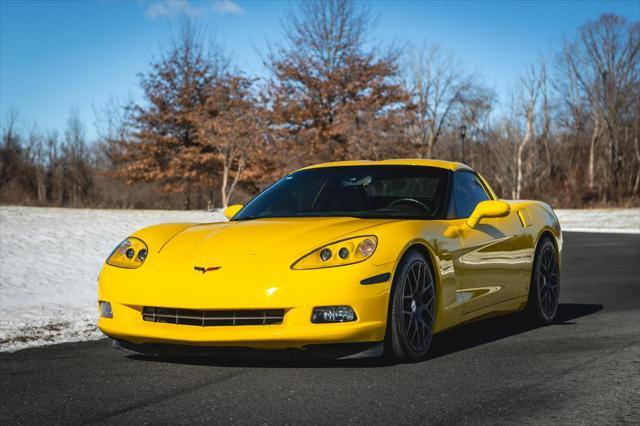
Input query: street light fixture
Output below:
<box><xmin>459</xmin><ymin>124</ymin><xmax>467</xmax><ymax>164</ymax></box>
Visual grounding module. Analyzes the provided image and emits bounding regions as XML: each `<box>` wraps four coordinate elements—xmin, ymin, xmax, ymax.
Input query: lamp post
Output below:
<box><xmin>459</xmin><ymin>124</ymin><xmax>467</xmax><ymax>164</ymax></box>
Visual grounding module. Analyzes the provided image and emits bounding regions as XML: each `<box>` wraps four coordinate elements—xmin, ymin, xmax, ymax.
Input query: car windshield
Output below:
<box><xmin>233</xmin><ymin>165</ymin><xmax>450</xmax><ymax>220</ymax></box>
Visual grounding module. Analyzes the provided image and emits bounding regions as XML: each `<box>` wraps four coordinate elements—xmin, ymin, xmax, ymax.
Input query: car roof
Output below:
<box><xmin>298</xmin><ymin>159</ymin><xmax>473</xmax><ymax>172</ymax></box>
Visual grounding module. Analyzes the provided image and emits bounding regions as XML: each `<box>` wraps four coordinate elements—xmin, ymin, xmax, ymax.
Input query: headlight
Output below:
<box><xmin>107</xmin><ymin>237</ymin><xmax>148</xmax><ymax>269</ymax></box>
<box><xmin>292</xmin><ymin>236</ymin><xmax>377</xmax><ymax>270</ymax></box>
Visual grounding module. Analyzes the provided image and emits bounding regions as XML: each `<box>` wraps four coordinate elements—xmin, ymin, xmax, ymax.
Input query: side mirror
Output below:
<box><xmin>223</xmin><ymin>204</ymin><xmax>243</xmax><ymax>220</ymax></box>
<box><xmin>466</xmin><ymin>200</ymin><xmax>511</xmax><ymax>228</ymax></box>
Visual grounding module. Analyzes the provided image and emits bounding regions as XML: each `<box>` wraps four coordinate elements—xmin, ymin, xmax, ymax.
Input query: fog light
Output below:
<box><xmin>100</xmin><ymin>301</ymin><xmax>113</xmax><ymax>318</ymax></box>
<box><xmin>311</xmin><ymin>306</ymin><xmax>356</xmax><ymax>323</ymax></box>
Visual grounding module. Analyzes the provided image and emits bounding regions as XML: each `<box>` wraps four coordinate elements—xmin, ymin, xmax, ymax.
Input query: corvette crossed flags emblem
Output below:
<box><xmin>193</xmin><ymin>266</ymin><xmax>222</xmax><ymax>274</ymax></box>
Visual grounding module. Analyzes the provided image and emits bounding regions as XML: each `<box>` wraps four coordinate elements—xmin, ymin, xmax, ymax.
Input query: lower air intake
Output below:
<box><xmin>142</xmin><ymin>307</ymin><xmax>285</xmax><ymax>326</ymax></box>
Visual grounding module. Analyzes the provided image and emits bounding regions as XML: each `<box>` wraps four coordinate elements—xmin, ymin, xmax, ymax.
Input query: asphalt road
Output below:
<box><xmin>1</xmin><ymin>232</ymin><xmax>639</xmax><ymax>425</ymax></box>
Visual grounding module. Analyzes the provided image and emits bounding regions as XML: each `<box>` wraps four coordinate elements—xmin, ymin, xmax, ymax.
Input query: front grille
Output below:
<box><xmin>142</xmin><ymin>307</ymin><xmax>285</xmax><ymax>327</ymax></box>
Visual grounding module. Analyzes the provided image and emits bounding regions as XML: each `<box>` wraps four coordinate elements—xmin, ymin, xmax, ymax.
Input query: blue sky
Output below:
<box><xmin>1</xmin><ymin>0</ymin><xmax>638</xmax><ymax>140</ymax></box>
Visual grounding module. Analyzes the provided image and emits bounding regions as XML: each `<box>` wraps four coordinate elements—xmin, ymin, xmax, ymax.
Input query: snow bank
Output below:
<box><xmin>0</xmin><ymin>206</ymin><xmax>223</xmax><ymax>352</ymax></box>
<box><xmin>0</xmin><ymin>206</ymin><xmax>638</xmax><ymax>352</ymax></box>
<box><xmin>555</xmin><ymin>208</ymin><xmax>640</xmax><ymax>234</ymax></box>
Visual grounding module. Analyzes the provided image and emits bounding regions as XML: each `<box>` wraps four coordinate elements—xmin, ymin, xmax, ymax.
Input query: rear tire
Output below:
<box><xmin>386</xmin><ymin>250</ymin><xmax>435</xmax><ymax>362</ymax></box>
<box><xmin>525</xmin><ymin>237</ymin><xmax>560</xmax><ymax>324</ymax></box>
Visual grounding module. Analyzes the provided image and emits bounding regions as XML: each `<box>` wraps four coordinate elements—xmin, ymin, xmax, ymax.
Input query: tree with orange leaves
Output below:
<box><xmin>120</xmin><ymin>24</ymin><xmax>227</xmax><ymax>209</ymax></box>
<box><xmin>190</xmin><ymin>76</ymin><xmax>265</xmax><ymax>208</ymax></box>
<box><xmin>266</xmin><ymin>0</ymin><xmax>409</xmax><ymax>165</ymax></box>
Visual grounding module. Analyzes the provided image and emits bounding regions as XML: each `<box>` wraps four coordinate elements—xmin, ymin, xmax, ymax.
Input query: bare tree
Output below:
<box><xmin>63</xmin><ymin>109</ymin><xmax>93</xmax><ymax>207</ymax></box>
<box><xmin>558</xmin><ymin>14</ymin><xmax>639</xmax><ymax>198</ymax></box>
<box><xmin>44</xmin><ymin>130</ymin><xmax>61</xmax><ymax>204</ymax></box>
<box><xmin>0</xmin><ymin>111</ymin><xmax>22</xmax><ymax>191</ymax></box>
<box><xmin>513</xmin><ymin>63</ymin><xmax>543</xmax><ymax>199</ymax></box>
<box><xmin>94</xmin><ymin>97</ymin><xmax>129</xmax><ymax>171</ymax></box>
<box><xmin>25</xmin><ymin>125</ymin><xmax>46</xmax><ymax>203</ymax></box>
<box><xmin>404</xmin><ymin>42</ymin><xmax>493</xmax><ymax>159</ymax></box>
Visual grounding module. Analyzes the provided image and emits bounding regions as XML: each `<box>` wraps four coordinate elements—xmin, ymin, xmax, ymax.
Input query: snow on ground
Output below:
<box><xmin>0</xmin><ymin>206</ymin><xmax>223</xmax><ymax>352</ymax></box>
<box><xmin>0</xmin><ymin>206</ymin><xmax>638</xmax><ymax>352</ymax></box>
<box><xmin>555</xmin><ymin>208</ymin><xmax>640</xmax><ymax>234</ymax></box>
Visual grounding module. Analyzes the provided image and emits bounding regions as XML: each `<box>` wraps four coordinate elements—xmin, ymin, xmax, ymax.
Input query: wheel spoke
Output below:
<box><xmin>404</xmin><ymin>276</ymin><xmax>413</xmax><ymax>297</ymax></box>
<box><xmin>546</xmin><ymin>289</ymin><xmax>555</xmax><ymax>313</ymax></box>
<box><xmin>418</xmin><ymin>321</ymin><xmax>425</xmax><ymax>349</ymax></box>
<box><xmin>421</xmin><ymin>287</ymin><xmax>433</xmax><ymax>303</ymax></box>
<box><xmin>407</xmin><ymin>317</ymin><xmax>415</xmax><ymax>338</ymax></box>
<box><xmin>418</xmin><ymin>322</ymin><xmax>426</xmax><ymax>350</ymax></box>
<box><xmin>545</xmin><ymin>249</ymin><xmax>552</xmax><ymax>271</ymax></box>
<box><xmin>422</xmin><ymin>308</ymin><xmax>433</xmax><ymax>324</ymax></box>
<box><xmin>414</xmin><ymin>319</ymin><xmax>422</xmax><ymax>346</ymax></box>
<box><xmin>411</xmin><ymin>265</ymin><xmax>420</xmax><ymax>291</ymax></box>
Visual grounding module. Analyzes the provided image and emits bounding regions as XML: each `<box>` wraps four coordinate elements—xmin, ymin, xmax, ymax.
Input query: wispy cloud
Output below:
<box><xmin>212</xmin><ymin>0</ymin><xmax>244</xmax><ymax>15</ymax></box>
<box><xmin>145</xmin><ymin>0</ymin><xmax>201</xmax><ymax>20</ymax></box>
<box><xmin>145</xmin><ymin>0</ymin><xmax>244</xmax><ymax>20</ymax></box>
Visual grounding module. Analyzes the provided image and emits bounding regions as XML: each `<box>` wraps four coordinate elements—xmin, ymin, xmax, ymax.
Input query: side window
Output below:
<box><xmin>453</xmin><ymin>172</ymin><xmax>490</xmax><ymax>218</ymax></box>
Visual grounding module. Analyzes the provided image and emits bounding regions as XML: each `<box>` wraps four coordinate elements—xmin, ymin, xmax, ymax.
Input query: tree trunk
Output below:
<box><xmin>184</xmin><ymin>181</ymin><xmax>191</xmax><ymax>210</ymax></box>
<box><xmin>426</xmin><ymin>132</ymin><xmax>435</xmax><ymax>159</ymax></box>
<box><xmin>515</xmin><ymin>143</ymin><xmax>525</xmax><ymax>199</ymax></box>
<box><xmin>221</xmin><ymin>164</ymin><xmax>229</xmax><ymax>209</ymax></box>
<box><xmin>633</xmin><ymin>135</ymin><xmax>640</xmax><ymax>194</ymax></box>
<box><xmin>588</xmin><ymin>114</ymin><xmax>601</xmax><ymax>191</ymax></box>
<box><xmin>221</xmin><ymin>158</ymin><xmax>244</xmax><ymax>208</ymax></box>
<box><xmin>515</xmin><ymin>110</ymin><xmax>535</xmax><ymax>200</ymax></box>
<box><xmin>36</xmin><ymin>168</ymin><xmax>45</xmax><ymax>203</ymax></box>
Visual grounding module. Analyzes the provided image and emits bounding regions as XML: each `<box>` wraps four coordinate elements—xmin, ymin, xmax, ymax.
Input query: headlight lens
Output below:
<box><xmin>292</xmin><ymin>236</ymin><xmax>377</xmax><ymax>270</ymax></box>
<box><xmin>107</xmin><ymin>237</ymin><xmax>148</xmax><ymax>269</ymax></box>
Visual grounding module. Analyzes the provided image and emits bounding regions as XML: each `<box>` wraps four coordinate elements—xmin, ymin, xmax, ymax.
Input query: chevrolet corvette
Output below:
<box><xmin>98</xmin><ymin>159</ymin><xmax>562</xmax><ymax>362</ymax></box>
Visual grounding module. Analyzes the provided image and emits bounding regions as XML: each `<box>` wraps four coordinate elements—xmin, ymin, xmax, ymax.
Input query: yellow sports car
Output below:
<box><xmin>98</xmin><ymin>159</ymin><xmax>562</xmax><ymax>362</ymax></box>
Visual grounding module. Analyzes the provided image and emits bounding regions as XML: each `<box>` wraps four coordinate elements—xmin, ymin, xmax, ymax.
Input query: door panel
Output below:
<box><xmin>459</xmin><ymin>211</ymin><xmax>531</xmax><ymax>314</ymax></box>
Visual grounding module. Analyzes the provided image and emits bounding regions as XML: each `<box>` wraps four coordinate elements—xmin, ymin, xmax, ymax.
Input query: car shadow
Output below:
<box><xmin>426</xmin><ymin>302</ymin><xmax>603</xmax><ymax>360</ymax></box>
<box><xmin>127</xmin><ymin>303</ymin><xmax>603</xmax><ymax>368</ymax></box>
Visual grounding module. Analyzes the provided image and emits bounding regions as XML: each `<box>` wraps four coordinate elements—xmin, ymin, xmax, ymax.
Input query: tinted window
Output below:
<box><xmin>453</xmin><ymin>172</ymin><xmax>490</xmax><ymax>218</ymax></box>
<box><xmin>233</xmin><ymin>166</ymin><xmax>450</xmax><ymax>220</ymax></box>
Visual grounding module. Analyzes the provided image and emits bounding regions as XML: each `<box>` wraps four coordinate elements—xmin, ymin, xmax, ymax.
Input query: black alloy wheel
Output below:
<box><xmin>526</xmin><ymin>237</ymin><xmax>560</xmax><ymax>324</ymax></box>
<box><xmin>387</xmin><ymin>250</ymin><xmax>435</xmax><ymax>362</ymax></box>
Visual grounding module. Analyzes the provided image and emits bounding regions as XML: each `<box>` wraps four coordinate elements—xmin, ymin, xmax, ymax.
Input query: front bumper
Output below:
<box><xmin>97</xmin><ymin>256</ymin><xmax>393</xmax><ymax>350</ymax></box>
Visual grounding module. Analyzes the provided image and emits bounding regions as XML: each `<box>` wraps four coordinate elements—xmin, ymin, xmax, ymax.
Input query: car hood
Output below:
<box><xmin>158</xmin><ymin>217</ymin><xmax>397</xmax><ymax>265</ymax></box>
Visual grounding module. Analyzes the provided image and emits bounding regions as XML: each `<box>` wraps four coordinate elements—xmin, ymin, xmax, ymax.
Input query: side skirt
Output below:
<box><xmin>459</xmin><ymin>296</ymin><xmax>529</xmax><ymax>325</ymax></box>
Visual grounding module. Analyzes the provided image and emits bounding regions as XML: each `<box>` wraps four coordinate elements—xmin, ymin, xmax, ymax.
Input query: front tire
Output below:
<box><xmin>525</xmin><ymin>237</ymin><xmax>560</xmax><ymax>324</ymax></box>
<box><xmin>387</xmin><ymin>250</ymin><xmax>435</xmax><ymax>362</ymax></box>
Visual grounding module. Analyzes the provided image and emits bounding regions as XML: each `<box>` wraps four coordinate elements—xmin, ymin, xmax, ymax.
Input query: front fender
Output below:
<box><xmin>130</xmin><ymin>223</ymin><xmax>202</xmax><ymax>254</ymax></box>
